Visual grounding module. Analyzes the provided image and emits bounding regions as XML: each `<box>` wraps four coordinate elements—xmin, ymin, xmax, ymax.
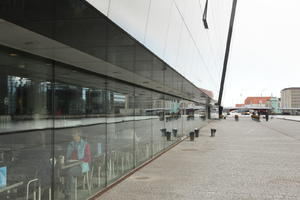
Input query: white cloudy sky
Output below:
<box><xmin>222</xmin><ymin>0</ymin><xmax>300</xmax><ymax>107</ymax></box>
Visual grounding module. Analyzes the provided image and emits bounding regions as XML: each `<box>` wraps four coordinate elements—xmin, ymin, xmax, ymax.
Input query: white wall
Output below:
<box><xmin>86</xmin><ymin>0</ymin><xmax>233</xmax><ymax>99</ymax></box>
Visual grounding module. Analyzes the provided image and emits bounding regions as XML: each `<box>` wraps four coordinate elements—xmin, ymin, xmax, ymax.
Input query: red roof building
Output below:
<box><xmin>244</xmin><ymin>97</ymin><xmax>271</xmax><ymax>105</ymax></box>
<box><xmin>236</xmin><ymin>104</ymin><xmax>245</xmax><ymax>107</ymax></box>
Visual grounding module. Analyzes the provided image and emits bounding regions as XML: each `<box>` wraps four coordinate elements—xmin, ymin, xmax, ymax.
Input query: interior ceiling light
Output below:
<box><xmin>9</xmin><ymin>53</ymin><xmax>17</xmax><ymax>57</ymax></box>
<box><xmin>202</xmin><ymin>0</ymin><xmax>209</xmax><ymax>29</ymax></box>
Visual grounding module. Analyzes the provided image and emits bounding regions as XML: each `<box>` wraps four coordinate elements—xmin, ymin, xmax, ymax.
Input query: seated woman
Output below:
<box><xmin>64</xmin><ymin>128</ymin><xmax>91</xmax><ymax>200</ymax></box>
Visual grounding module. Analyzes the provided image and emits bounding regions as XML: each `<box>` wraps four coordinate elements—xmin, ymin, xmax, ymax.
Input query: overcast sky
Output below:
<box><xmin>222</xmin><ymin>0</ymin><xmax>300</xmax><ymax>107</ymax></box>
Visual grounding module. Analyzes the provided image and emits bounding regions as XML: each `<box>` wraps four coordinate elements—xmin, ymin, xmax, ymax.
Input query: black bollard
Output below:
<box><xmin>166</xmin><ymin>131</ymin><xmax>171</xmax><ymax>141</ymax></box>
<box><xmin>234</xmin><ymin>115</ymin><xmax>239</xmax><ymax>121</ymax></box>
<box><xmin>160</xmin><ymin>128</ymin><xmax>167</xmax><ymax>136</ymax></box>
<box><xmin>172</xmin><ymin>129</ymin><xmax>178</xmax><ymax>137</ymax></box>
<box><xmin>195</xmin><ymin>128</ymin><xmax>199</xmax><ymax>137</ymax></box>
<box><xmin>211</xmin><ymin>129</ymin><xmax>216</xmax><ymax>137</ymax></box>
<box><xmin>189</xmin><ymin>131</ymin><xmax>195</xmax><ymax>141</ymax></box>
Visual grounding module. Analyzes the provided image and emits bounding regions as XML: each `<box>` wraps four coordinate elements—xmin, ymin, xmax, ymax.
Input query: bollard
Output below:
<box><xmin>195</xmin><ymin>128</ymin><xmax>199</xmax><ymax>137</ymax></box>
<box><xmin>172</xmin><ymin>129</ymin><xmax>178</xmax><ymax>137</ymax></box>
<box><xmin>189</xmin><ymin>131</ymin><xmax>195</xmax><ymax>141</ymax></box>
<box><xmin>166</xmin><ymin>131</ymin><xmax>171</xmax><ymax>141</ymax></box>
<box><xmin>234</xmin><ymin>115</ymin><xmax>239</xmax><ymax>121</ymax></box>
<box><xmin>160</xmin><ymin>128</ymin><xmax>167</xmax><ymax>136</ymax></box>
<box><xmin>210</xmin><ymin>129</ymin><xmax>216</xmax><ymax>137</ymax></box>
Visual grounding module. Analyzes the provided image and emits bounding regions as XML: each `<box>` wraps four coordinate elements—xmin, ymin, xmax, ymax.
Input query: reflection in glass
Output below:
<box><xmin>53</xmin><ymin>65</ymin><xmax>107</xmax><ymax>199</ymax></box>
<box><xmin>0</xmin><ymin>46</ymin><xmax>53</xmax><ymax>200</ymax></box>
<box><xmin>0</xmin><ymin>34</ymin><xmax>209</xmax><ymax>199</ymax></box>
<box><xmin>134</xmin><ymin>88</ymin><xmax>152</xmax><ymax>165</ymax></box>
<box><xmin>152</xmin><ymin>92</ymin><xmax>166</xmax><ymax>155</ymax></box>
<box><xmin>106</xmin><ymin>81</ymin><xmax>134</xmax><ymax>184</ymax></box>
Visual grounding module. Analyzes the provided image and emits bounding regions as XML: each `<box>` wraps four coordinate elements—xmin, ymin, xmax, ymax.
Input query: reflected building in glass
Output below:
<box><xmin>0</xmin><ymin>0</ymin><xmax>231</xmax><ymax>199</ymax></box>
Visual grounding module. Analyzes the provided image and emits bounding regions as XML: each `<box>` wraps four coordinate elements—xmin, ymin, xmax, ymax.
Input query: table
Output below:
<box><xmin>61</xmin><ymin>160</ymin><xmax>82</xmax><ymax>170</ymax></box>
<box><xmin>60</xmin><ymin>160</ymin><xmax>83</xmax><ymax>200</ymax></box>
<box><xmin>0</xmin><ymin>181</ymin><xmax>23</xmax><ymax>194</ymax></box>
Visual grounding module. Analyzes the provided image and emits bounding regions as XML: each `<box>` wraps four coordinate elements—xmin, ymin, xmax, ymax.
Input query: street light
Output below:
<box><xmin>217</xmin><ymin>0</ymin><xmax>238</xmax><ymax>118</ymax></box>
<box><xmin>260</xmin><ymin>88</ymin><xmax>267</xmax><ymax>97</ymax></box>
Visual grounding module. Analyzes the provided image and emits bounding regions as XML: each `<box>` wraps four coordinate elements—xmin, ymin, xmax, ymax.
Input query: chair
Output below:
<box><xmin>26</xmin><ymin>178</ymin><xmax>40</xmax><ymax>200</ymax></box>
<box><xmin>73</xmin><ymin>168</ymin><xmax>93</xmax><ymax>200</ymax></box>
<box><xmin>82</xmin><ymin>167</ymin><xmax>93</xmax><ymax>193</ymax></box>
<box><xmin>91</xmin><ymin>155</ymin><xmax>104</xmax><ymax>188</ymax></box>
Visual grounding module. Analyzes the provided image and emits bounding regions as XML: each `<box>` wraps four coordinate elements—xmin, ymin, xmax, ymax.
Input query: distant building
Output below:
<box><xmin>267</xmin><ymin>97</ymin><xmax>281</xmax><ymax>114</ymax></box>
<box><xmin>244</xmin><ymin>97</ymin><xmax>271</xmax><ymax>108</ymax></box>
<box><xmin>281</xmin><ymin>87</ymin><xmax>300</xmax><ymax>114</ymax></box>
<box><xmin>230</xmin><ymin>97</ymin><xmax>273</xmax><ymax>114</ymax></box>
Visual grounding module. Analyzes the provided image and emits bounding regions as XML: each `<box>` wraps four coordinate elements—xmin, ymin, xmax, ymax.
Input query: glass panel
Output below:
<box><xmin>53</xmin><ymin>66</ymin><xmax>107</xmax><ymax>200</ymax></box>
<box><xmin>106</xmin><ymin>80</ymin><xmax>134</xmax><ymax>184</ymax></box>
<box><xmin>164</xmin><ymin>95</ymin><xmax>173</xmax><ymax>147</ymax></box>
<box><xmin>151</xmin><ymin>92</ymin><xmax>165</xmax><ymax>155</ymax></box>
<box><xmin>0</xmin><ymin>45</ymin><xmax>53</xmax><ymax>200</ymax></box>
<box><xmin>135</xmin><ymin>46</ymin><xmax>154</xmax><ymax>79</ymax></box>
<box><xmin>181</xmin><ymin>100</ymin><xmax>189</xmax><ymax>135</ymax></box>
<box><xmin>171</xmin><ymin>97</ymin><xmax>182</xmax><ymax>139</ymax></box>
<box><xmin>163</xmin><ymin>95</ymin><xmax>181</xmax><ymax>145</ymax></box>
<box><xmin>134</xmin><ymin>87</ymin><xmax>152</xmax><ymax>166</ymax></box>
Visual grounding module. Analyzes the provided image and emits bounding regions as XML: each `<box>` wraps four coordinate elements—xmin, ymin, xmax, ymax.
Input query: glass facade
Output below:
<box><xmin>0</xmin><ymin>0</ymin><xmax>211</xmax><ymax>199</ymax></box>
<box><xmin>0</xmin><ymin>45</ymin><xmax>208</xmax><ymax>199</ymax></box>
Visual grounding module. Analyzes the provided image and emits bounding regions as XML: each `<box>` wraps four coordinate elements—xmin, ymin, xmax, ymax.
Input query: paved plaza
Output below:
<box><xmin>98</xmin><ymin>118</ymin><xmax>300</xmax><ymax>200</ymax></box>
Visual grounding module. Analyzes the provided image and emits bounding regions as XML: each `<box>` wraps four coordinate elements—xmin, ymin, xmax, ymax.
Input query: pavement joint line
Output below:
<box><xmin>258</xmin><ymin>122</ymin><xmax>300</xmax><ymax>141</ymax></box>
<box><xmin>222</xmin><ymin>149</ymin><xmax>300</xmax><ymax>155</ymax></box>
<box><xmin>276</xmin><ymin>118</ymin><xmax>300</xmax><ymax>123</ymax></box>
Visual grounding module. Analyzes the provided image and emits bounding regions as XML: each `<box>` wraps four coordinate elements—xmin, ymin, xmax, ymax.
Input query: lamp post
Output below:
<box><xmin>260</xmin><ymin>88</ymin><xmax>267</xmax><ymax>97</ymax></box>
<box><xmin>217</xmin><ymin>0</ymin><xmax>238</xmax><ymax>118</ymax></box>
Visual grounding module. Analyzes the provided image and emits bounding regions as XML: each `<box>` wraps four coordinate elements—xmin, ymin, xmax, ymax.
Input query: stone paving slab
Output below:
<box><xmin>98</xmin><ymin>118</ymin><xmax>300</xmax><ymax>200</ymax></box>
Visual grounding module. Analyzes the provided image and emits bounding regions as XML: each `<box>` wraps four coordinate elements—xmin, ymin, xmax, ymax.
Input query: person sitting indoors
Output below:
<box><xmin>64</xmin><ymin>128</ymin><xmax>91</xmax><ymax>200</ymax></box>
